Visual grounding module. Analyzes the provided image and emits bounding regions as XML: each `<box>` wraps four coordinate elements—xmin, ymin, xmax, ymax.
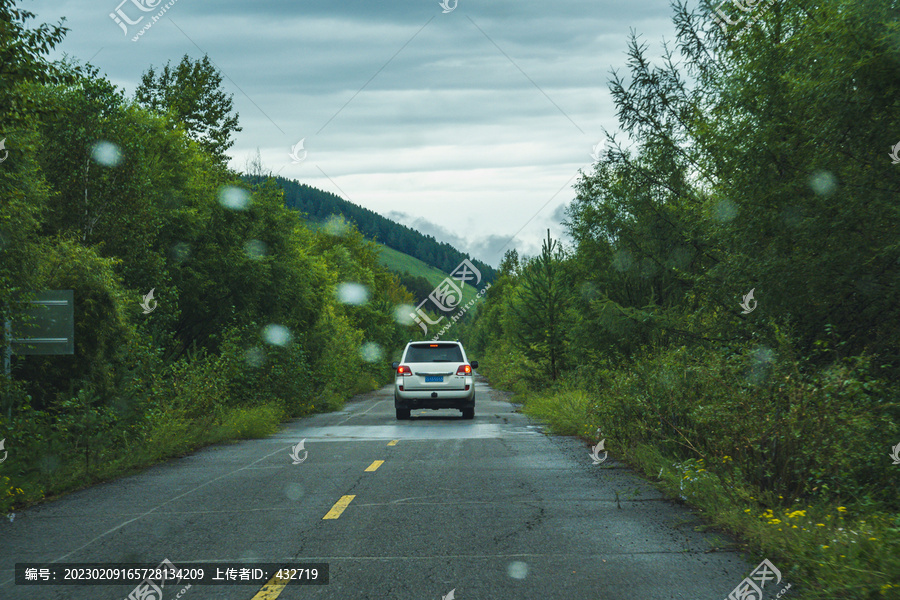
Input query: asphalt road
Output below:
<box><xmin>1</xmin><ymin>375</ymin><xmax>755</xmax><ymax>599</ymax></box>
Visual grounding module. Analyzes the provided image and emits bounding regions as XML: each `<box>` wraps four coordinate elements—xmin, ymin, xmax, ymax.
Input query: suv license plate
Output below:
<box><xmin>425</xmin><ymin>375</ymin><xmax>444</xmax><ymax>383</ymax></box>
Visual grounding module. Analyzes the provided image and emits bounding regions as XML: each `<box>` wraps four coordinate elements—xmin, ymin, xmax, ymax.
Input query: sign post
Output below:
<box><xmin>4</xmin><ymin>290</ymin><xmax>74</xmax><ymax>375</ymax></box>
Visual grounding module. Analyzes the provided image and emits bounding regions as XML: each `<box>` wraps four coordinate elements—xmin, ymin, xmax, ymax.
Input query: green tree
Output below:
<box><xmin>0</xmin><ymin>0</ymin><xmax>73</xmax><ymax>387</ymax></box>
<box><xmin>0</xmin><ymin>0</ymin><xmax>70</xmax><ymax>125</ymax></box>
<box><xmin>682</xmin><ymin>0</ymin><xmax>900</xmax><ymax>363</ymax></box>
<box><xmin>467</xmin><ymin>250</ymin><xmax>518</xmax><ymax>356</ymax></box>
<box><xmin>135</xmin><ymin>54</ymin><xmax>241</xmax><ymax>165</ymax></box>
<box><xmin>511</xmin><ymin>231</ymin><xmax>571</xmax><ymax>381</ymax></box>
<box><xmin>562</xmin><ymin>0</ymin><xmax>900</xmax><ymax>369</ymax></box>
<box><xmin>395</xmin><ymin>271</ymin><xmax>434</xmax><ymax>304</ymax></box>
<box><xmin>168</xmin><ymin>179</ymin><xmax>328</xmax><ymax>360</ymax></box>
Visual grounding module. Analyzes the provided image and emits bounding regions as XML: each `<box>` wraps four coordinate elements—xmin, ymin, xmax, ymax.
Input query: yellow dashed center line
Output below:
<box><xmin>253</xmin><ymin>437</ymin><xmax>395</xmax><ymax>596</ymax></box>
<box><xmin>365</xmin><ymin>460</ymin><xmax>384</xmax><ymax>472</ymax></box>
<box><xmin>250</xmin><ymin>571</ymin><xmax>291</xmax><ymax>600</ymax></box>
<box><xmin>323</xmin><ymin>494</ymin><xmax>356</xmax><ymax>519</ymax></box>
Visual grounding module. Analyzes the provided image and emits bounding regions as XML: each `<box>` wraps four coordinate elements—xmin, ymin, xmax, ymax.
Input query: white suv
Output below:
<box><xmin>392</xmin><ymin>341</ymin><xmax>478</xmax><ymax>420</ymax></box>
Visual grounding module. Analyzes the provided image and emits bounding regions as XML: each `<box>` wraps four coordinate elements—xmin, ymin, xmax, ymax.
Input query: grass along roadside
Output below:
<box><xmin>1</xmin><ymin>373</ymin><xmax>380</xmax><ymax>516</ymax></box>
<box><xmin>2</xmin><ymin>402</ymin><xmax>284</xmax><ymax>514</ymax></box>
<box><xmin>478</xmin><ymin>371</ymin><xmax>900</xmax><ymax>599</ymax></box>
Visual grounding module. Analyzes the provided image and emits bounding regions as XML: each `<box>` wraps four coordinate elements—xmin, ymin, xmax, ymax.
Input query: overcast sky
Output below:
<box><xmin>35</xmin><ymin>0</ymin><xmax>679</xmax><ymax>267</ymax></box>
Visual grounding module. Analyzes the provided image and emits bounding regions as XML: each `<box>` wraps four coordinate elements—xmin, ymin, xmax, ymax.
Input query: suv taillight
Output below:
<box><xmin>456</xmin><ymin>364</ymin><xmax>472</xmax><ymax>376</ymax></box>
<box><xmin>397</xmin><ymin>365</ymin><xmax>412</xmax><ymax>376</ymax></box>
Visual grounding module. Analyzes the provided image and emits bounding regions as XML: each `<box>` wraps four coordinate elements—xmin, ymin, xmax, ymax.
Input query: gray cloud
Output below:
<box><xmin>38</xmin><ymin>0</ymin><xmax>678</xmax><ymax>264</ymax></box>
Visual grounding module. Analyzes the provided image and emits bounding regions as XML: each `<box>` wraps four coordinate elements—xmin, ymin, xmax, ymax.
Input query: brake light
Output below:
<box><xmin>456</xmin><ymin>364</ymin><xmax>472</xmax><ymax>376</ymax></box>
<box><xmin>397</xmin><ymin>365</ymin><xmax>412</xmax><ymax>376</ymax></box>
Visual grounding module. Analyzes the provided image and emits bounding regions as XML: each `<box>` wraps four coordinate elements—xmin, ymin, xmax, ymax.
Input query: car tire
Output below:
<box><xmin>396</xmin><ymin>408</ymin><xmax>411</xmax><ymax>420</ymax></box>
<box><xmin>461</xmin><ymin>407</ymin><xmax>474</xmax><ymax>420</ymax></box>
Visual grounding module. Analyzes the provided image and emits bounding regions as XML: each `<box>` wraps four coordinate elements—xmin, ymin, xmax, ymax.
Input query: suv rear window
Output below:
<box><xmin>405</xmin><ymin>343</ymin><xmax>464</xmax><ymax>363</ymax></box>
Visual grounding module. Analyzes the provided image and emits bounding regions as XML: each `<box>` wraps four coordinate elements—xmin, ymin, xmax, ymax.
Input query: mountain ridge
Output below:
<box><xmin>245</xmin><ymin>174</ymin><xmax>496</xmax><ymax>283</ymax></box>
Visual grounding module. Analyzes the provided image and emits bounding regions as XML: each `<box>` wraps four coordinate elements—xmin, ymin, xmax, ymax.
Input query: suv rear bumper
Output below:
<box><xmin>394</xmin><ymin>389</ymin><xmax>475</xmax><ymax>410</ymax></box>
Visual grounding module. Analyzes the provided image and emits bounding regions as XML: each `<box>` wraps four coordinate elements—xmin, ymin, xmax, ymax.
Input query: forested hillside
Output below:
<box><xmin>253</xmin><ymin>175</ymin><xmax>496</xmax><ymax>283</ymax></box>
<box><xmin>0</xmin><ymin>3</ymin><xmax>416</xmax><ymax>512</ymax></box>
<box><xmin>463</xmin><ymin>1</ymin><xmax>900</xmax><ymax>598</ymax></box>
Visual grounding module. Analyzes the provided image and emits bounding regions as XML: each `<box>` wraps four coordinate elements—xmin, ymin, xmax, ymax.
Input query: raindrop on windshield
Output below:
<box><xmin>244</xmin><ymin>239</ymin><xmax>267</xmax><ymax>260</ymax></box>
<box><xmin>336</xmin><ymin>282</ymin><xmax>369</xmax><ymax>305</ymax></box>
<box><xmin>244</xmin><ymin>347</ymin><xmax>266</xmax><ymax>367</ymax></box>
<box><xmin>218</xmin><ymin>186</ymin><xmax>251</xmax><ymax>210</ymax></box>
<box><xmin>507</xmin><ymin>561</ymin><xmax>528</xmax><ymax>580</ymax></box>
<box><xmin>393</xmin><ymin>304</ymin><xmax>415</xmax><ymax>325</ymax></box>
<box><xmin>262</xmin><ymin>324</ymin><xmax>293</xmax><ymax>347</ymax></box>
<box><xmin>91</xmin><ymin>141</ymin><xmax>123</xmax><ymax>167</ymax></box>
<box><xmin>359</xmin><ymin>342</ymin><xmax>384</xmax><ymax>363</ymax></box>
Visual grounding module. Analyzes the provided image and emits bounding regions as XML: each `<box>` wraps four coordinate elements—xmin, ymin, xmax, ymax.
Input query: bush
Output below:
<box><xmin>220</xmin><ymin>404</ymin><xmax>284</xmax><ymax>439</ymax></box>
<box><xmin>216</xmin><ymin>322</ymin><xmax>313</xmax><ymax>416</ymax></box>
<box><xmin>476</xmin><ymin>338</ymin><xmax>532</xmax><ymax>395</ymax></box>
<box><xmin>585</xmin><ymin>341</ymin><xmax>900</xmax><ymax>508</ymax></box>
